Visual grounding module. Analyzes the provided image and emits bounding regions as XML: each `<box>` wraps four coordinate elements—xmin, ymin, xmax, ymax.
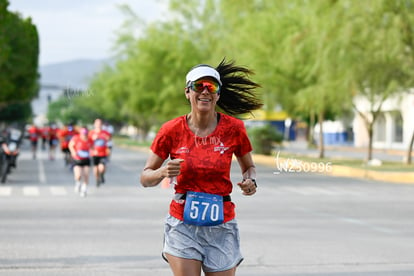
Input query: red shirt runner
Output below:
<box><xmin>88</xmin><ymin>129</ymin><xmax>111</xmax><ymax>157</ymax></box>
<box><xmin>150</xmin><ymin>113</ymin><xmax>252</xmax><ymax>223</ymax></box>
<box><xmin>58</xmin><ymin>127</ymin><xmax>78</xmax><ymax>150</ymax></box>
<box><xmin>70</xmin><ymin>135</ymin><xmax>93</xmax><ymax>160</ymax></box>
<box><xmin>28</xmin><ymin>126</ymin><xmax>40</xmax><ymax>142</ymax></box>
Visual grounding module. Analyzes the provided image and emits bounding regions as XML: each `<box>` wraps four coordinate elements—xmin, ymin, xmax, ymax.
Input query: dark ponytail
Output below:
<box><xmin>215</xmin><ymin>58</ymin><xmax>263</xmax><ymax>116</ymax></box>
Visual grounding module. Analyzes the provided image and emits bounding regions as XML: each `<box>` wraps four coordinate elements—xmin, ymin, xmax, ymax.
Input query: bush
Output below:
<box><xmin>248</xmin><ymin>124</ymin><xmax>284</xmax><ymax>155</ymax></box>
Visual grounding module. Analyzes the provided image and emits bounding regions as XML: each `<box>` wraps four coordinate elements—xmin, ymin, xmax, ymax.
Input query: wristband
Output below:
<box><xmin>243</xmin><ymin>178</ymin><xmax>257</xmax><ymax>187</ymax></box>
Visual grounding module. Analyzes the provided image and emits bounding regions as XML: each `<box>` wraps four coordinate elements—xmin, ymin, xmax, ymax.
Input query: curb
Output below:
<box><xmin>117</xmin><ymin>144</ymin><xmax>414</xmax><ymax>185</ymax></box>
<box><xmin>252</xmin><ymin>153</ymin><xmax>414</xmax><ymax>185</ymax></box>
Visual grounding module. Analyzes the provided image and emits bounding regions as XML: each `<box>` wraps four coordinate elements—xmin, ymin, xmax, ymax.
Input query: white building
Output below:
<box><xmin>352</xmin><ymin>91</ymin><xmax>414</xmax><ymax>150</ymax></box>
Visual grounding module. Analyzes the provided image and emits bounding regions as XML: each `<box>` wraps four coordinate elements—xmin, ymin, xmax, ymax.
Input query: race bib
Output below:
<box><xmin>77</xmin><ymin>150</ymin><xmax>90</xmax><ymax>158</ymax></box>
<box><xmin>94</xmin><ymin>138</ymin><xmax>106</xmax><ymax>147</ymax></box>
<box><xmin>183</xmin><ymin>191</ymin><xmax>224</xmax><ymax>226</ymax></box>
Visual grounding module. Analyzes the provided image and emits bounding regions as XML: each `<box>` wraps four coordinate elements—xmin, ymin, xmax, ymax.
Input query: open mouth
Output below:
<box><xmin>198</xmin><ymin>98</ymin><xmax>211</xmax><ymax>102</ymax></box>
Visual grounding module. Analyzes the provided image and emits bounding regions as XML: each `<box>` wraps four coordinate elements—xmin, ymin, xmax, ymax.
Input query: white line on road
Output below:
<box><xmin>38</xmin><ymin>157</ymin><xmax>47</xmax><ymax>184</ymax></box>
<box><xmin>49</xmin><ymin>186</ymin><xmax>67</xmax><ymax>196</ymax></box>
<box><xmin>0</xmin><ymin>186</ymin><xmax>12</xmax><ymax>196</ymax></box>
<box><xmin>23</xmin><ymin>186</ymin><xmax>40</xmax><ymax>196</ymax></box>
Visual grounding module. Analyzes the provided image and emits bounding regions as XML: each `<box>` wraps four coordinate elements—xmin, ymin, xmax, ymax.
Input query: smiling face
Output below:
<box><xmin>186</xmin><ymin>77</ymin><xmax>220</xmax><ymax>113</ymax></box>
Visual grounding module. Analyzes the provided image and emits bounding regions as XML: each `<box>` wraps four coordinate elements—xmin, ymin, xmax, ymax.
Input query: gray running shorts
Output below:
<box><xmin>163</xmin><ymin>215</ymin><xmax>243</xmax><ymax>273</ymax></box>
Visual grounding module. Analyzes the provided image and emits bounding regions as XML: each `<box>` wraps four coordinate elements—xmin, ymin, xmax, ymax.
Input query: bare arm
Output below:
<box><xmin>140</xmin><ymin>151</ymin><xmax>184</xmax><ymax>188</ymax></box>
<box><xmin>68</xmin><ymin>140</ymin><xmax>76</xmax><ymax>158</ymax></box>
<box><xmin>1</xmin><ymin>142</ymin><xmax>9</xmax><ymax>153</ymax></box>
<box><xmin>236</xmin><ymin>152</ymin><xmax>257</xmax><ymax>195</ymax></box>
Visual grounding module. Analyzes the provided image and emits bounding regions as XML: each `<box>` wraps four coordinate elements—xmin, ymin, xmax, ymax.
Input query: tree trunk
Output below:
<box><xmin>367</xmin><ymin>123</ymin><xmax>373</xmax><ymax>161</ymax></box>
<box><xmin>308</xmin><ymin>110</ymin><xmax>316</xmax><ymax>148</ymax></box>
<box><xmin>406</xmin><ymin>129</ymin><xmax>414</xmax><ymax>165</ymax></box>
<box><xmin>318</xmin><ymin>110</ymin><xmax>325</xmax><ymax>159</ymax></box>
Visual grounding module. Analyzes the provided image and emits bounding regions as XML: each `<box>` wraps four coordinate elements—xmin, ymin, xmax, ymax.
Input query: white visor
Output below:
<box><xmin>185</xmin><ymin>65</ymin><xmax>222</xmax><ymax>85</ymax></box>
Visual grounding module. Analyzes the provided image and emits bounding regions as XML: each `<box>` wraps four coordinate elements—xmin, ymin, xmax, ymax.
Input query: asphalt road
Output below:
<box><xmin>0</xmin><ymin>142</ymin><xmax>413</xmax><ymax>276</ymax></box>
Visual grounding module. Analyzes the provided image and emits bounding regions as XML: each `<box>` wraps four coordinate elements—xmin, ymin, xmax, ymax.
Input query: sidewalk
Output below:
<box><xmin>117</xmin><ymin>141</ymin><xmax>414</xmax><ymax>184</ymax></box>
<box><xmin>252</xmin><ymin>141</ymin><xmax>414</xmax><ymax>184</ymax></box>
<box><xmin>281</xmin><ymin>140</ymin><xmax>410</xmax><ymax>162</ymax></box>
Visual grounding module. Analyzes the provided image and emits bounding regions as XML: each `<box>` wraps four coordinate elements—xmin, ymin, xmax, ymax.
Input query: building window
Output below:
<box><xmin>374</xmin><ymin>113</ymin><xmax>386</xmax><ymax>142</ymax></box>
<box><xmin>393</xmin><ymin>112</ymin><xmax>403</xmax><ymax>143</ymax></box>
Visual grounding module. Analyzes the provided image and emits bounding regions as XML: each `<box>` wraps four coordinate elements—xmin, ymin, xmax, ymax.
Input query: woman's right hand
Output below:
<box><xmin>164</xmin><ymin>159</ymin><xmax>184</xmax><ymax>178</ymax></box>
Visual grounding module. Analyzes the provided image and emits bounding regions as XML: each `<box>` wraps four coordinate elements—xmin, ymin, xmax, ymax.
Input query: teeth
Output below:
<box><xmin>198</xmin><ymin>98</ymin><xmax>211</xmax><ymax>102</ymax></box>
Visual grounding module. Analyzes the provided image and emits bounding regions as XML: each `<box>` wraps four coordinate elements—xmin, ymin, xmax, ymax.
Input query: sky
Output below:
<box><xmin>8</xmin><ymin>0</ymin><xmax>168</xmax><ymax>66</ymax></box>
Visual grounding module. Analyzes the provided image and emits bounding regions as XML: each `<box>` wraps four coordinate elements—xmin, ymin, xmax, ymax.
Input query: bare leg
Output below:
<box><xmin>73</xmin><ymin>166</ymin><xmax>81</xmax><ymax>182</ymax></box>
<box><xmin>73</xmin><ymin>165</ymin><xmax>82</xmax><ymax>193</ymax></box>
<box><xmin>205</xmin><ymin>267</ymin><xmax>237</xmax><ymax>276</ymax></box>
<box><xmin>49</xmin><ymin>145</ymin><xmax>56</xmax><ymax>160</ymax></box>
<box><xmin>94</xmin><ymin>165</ymin><xmax>99</xmax><ymax>184</ymax></box>
<box><xmin>164</xmin><ymin>253</ymin><xmax>202</xmax><ymax>276</ymax></box>
<box><xmin>82</xmin><ymin>166</ymin><xmax>89</xmax><ymax>185</ymax></box>
<box><xmin>98</xmin><ymin>163</ymin><xmax>105</xmax><ymax>176</ymax></box>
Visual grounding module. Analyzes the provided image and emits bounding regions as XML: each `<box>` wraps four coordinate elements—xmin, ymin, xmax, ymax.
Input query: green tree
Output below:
<box><xmin>220</xmin><ymin>0</ymin><xmax>413</xmax><ymax>161</ymax></box>
<box><xmin>47</xmin><ymin>95</ymin><xmax>80</xmax><ymax>125</ymax></box>
<box><xmin>220</xmin><ymin>0</ymin><xmax>352</xmax><ymax>158</ymax></box>
<box><xmin>86</xmin><ymin>0</ymin><xmax>414</xmax><ymax>162</ymax></box>
<box><xmin>0</xmin><ymin>102</ymin><xmax>32</xmax><ymax>123</ymax></box>
<box><xmin>342</xmin><ymin>0</ymin><xmax>412</xmax><ymax>161</ymax></box>
<box><xmin>386</xmin><ymin>0</ymin><xmax>414</xmax><ymax>164</ymax></box>
<box><xmin>0</xmin><ymin>0</ymin><xmax>39</xmax><ymax>118</ymax></box>
<box><xmin>86</xmin><ymin>2</ymin><xmax>221</xmax><ymax>139</ymax></box>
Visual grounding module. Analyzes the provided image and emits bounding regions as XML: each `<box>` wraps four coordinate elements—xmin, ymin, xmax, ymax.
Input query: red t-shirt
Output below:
<box><xmin>150</xmin><ymin>113</ymin><xmax>252</xmax><ymax>223</ymax></box>
<box><xmin>58</xmin><ymin>128</ymin><xmax>79</xmax><ymax>149</ymax></box>
<box><xmin>69</xmin><ymin>135</ymin><xmax>93</xmax><ymax>160</ymax></box>
<box><xmin>40</xmin><ymin>127</ymin><xmax>49</xmax><ymax>139</ymax></box>
<box><xmin>89</xmin><ymin>129</ymin><xmax>111</xmax><ymax>157</ymax></box>
<box><xmin>28</xmin><ymin>126</ymin><xmax>40</xmax><ymax>141</ymax></box>
<box><xmin>48</xmin><ymin>127</ymin><xmax>59</xmax><ymax>140</ymax></box>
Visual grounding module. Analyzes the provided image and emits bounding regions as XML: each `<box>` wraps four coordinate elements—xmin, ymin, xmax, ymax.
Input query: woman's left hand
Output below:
<box><xmin>237</xmin><ymin>179</ymin><xmax>257</xmax><ymax>196</ymax></box>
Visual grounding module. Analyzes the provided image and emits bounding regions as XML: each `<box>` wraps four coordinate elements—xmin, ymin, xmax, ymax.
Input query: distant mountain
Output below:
<box><xmin>32</xmin><ymin>58</ymin><xmax>114</xmax><ymax>124</ymax></box>
<box><xmin>40</xmin><ymin>58</ymin><xmax>113</xmax><ymax>89</ymax></box>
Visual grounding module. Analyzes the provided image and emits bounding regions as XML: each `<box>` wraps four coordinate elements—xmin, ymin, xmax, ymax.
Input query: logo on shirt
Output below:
<box><xmin>176</xmin><ymin>147</ymin><xmax>190</xmax><ymax>154</ymax></box>
<box><xmin>214</xmin><ymin>143</ymin><xmax>229</xmax><ymax>154</ymax></box>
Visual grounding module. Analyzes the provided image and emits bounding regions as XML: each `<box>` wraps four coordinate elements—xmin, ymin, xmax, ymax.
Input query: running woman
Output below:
<box><xmin>88</xmin><ymin>118</ymin><xmax>111</xmax><ymax>187</ymax></box>
<box><xmin>58</xmin><ymin>123</ymin><xmax>78</xmax><ymax>166</ymax></box>
<box><xmin>47</xmin><ymin>124</ymin><xmax>59</xmax><ymax>160</ymax></box>
<box><xmin>68</xmin><ymin>127</ymin><xmax>92</xmax><ymax>197</ymax></box>
<box><xmin>102</xmin><ymin>121</ymin><xmax>114</xmax><ymax>160</ymax></box>
<box><xmin>140</xmin><ymin>59</ymin><xmax>263</xmax><ymax>275</ymax></box>
<box><xmin>40</xmin><ymin>125</ymin><xmax>49</xmax><ymax>151</ymax></box>
<box><xmin>27</xmin><ymin>124</ymin><xmax>40</xmax><ymax>160</ymax></box>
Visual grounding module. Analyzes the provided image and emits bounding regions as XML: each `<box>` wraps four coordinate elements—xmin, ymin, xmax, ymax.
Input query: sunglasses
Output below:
<box><xmin>188</xmin><ymin>79</ymin><xmax>221</xmax><ymax>94</ymax></box>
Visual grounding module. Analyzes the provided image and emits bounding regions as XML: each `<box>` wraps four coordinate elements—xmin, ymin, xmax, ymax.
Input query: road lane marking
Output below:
<box><xmin>0</xmin><ymin>186</ymin><xmax>12</xmax><ymax>196</ymax></box>
<box><xmin>38</xmin><ymin>157</ymin><xmax>47</xmax><ymax>184</ymax></box>
<box><xmin>23</xmin><ymin>186</ymin><xmax>40</xmax><ymax>196</ymax></box>
<box><xmin>50</xmin><ymin>186</ymin><xmax>67</xmax><ymax>196</ymax></box>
